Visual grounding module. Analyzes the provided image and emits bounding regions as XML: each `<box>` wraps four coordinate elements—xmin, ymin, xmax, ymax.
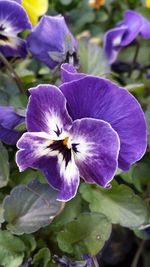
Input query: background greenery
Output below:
<box><xmin>0</xmin><ymin>0</ymin><xmax>150</xmax><ymax>266</ymax></box>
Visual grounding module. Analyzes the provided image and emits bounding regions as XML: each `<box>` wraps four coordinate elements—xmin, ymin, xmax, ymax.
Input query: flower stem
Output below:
<box><xmin>92</xmin><ymin>256</ymin><xmax>99</xmax><ymax>267</ymax></box>
<box><xmin>128</xmin><ymin>41</ymin><xmax>140</xmax><ymax>77</ymax></box>
<box><xmin>131</xmin><ymin>240</ymin><xmax>145</xmax><ymax>267</ymax></box>
<box><xmin>0</xmin><ymin>52</ymin><xmax>24</xmax><ymax>94</ymax></box>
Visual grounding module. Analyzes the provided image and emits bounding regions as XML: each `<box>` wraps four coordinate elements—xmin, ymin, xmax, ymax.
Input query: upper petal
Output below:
<box><xmin>139</xmin><ymin>15</ymin><xmax>150</xmax><ymax>39</ymax></box>
<box><xmin>22</xmin><ymin>0</ymin><xmax>48</xmax><ymax>26</ymax></box>
<box><xmin>60</xmin><ymin>76</ymin><xmax>147</xmax><ymax>171</ymax></box>
<box><xmin>103</xmin><ymin>26</ymin><xmax>127</xmax><ymax>64</ymax></box>
<box><xmin>69</xmin><ymin>118</ymin><xmax>120</xmax><ymax>187</ymax></box>
<box><xmin>0</xmin><ymin>0</ymin><xmax>31</xmax><ymax>33</ymax></box>
<box><xmin>61</xmin><ymin>63</ymin><xmax>86</xmax><ymax>83</ymax></box>
<box><xmin>120</xmin><ymin>10</ymin><xmax>142</xmax><ymax>46</ymax></box>
<box><xmin>27</xmin><ymin>15</ymin><xmax>77</xmax><ymax>69</ymax></box>
<box><xmin>27</xmin><ymin>84</ymin><xmax>72</xmax><ymax>136</ymax></box>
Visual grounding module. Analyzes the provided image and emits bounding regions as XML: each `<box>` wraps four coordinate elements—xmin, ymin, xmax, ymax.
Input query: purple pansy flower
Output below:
<box><xmin>26</xmin><ymin>15</ymin><xmax>78</xmax><ymax>69</ymax></box>
<box><xmin>104</xmin><ymin>10</ymin><xmax>150</xmax><ymax>63</ymax></box>
<box><xmin>53</xmin><ymin>255</ymin><xmax>92</xmax><ymax>267</ymax></box>
<box><xmin>0</xmin><ymin>0</ymin><xmax>31</xmax><ymax>59</ymax></box>
<box><xmin>0</xmin><ymin>106</ymin><xmax>25</xmax><ymax>145</ymax></box>
<box><xmin>16</xmin><ymin>64</ymin><xmax>147</xmax><ymax>201</ymax></box>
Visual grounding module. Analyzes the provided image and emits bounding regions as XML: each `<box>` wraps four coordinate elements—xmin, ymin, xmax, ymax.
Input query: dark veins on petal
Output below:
<box><xmin>49</xmin><ymin>140</ymin><xmax>72</xmax><ymax>168</ymax></box>
<box><xmin>0</xmin><ymin>34</ymin><xmax>8</xmax><ymax>41</ymax></box>
<box><xmin>49</xmin><ymin>139</ymin><xmax>79</xmax><ymax>168</ymax></box>
<box><xmin>0</xmin><ymin>24</ymin><xmax>8</xmax><ymax>41</ymax></box>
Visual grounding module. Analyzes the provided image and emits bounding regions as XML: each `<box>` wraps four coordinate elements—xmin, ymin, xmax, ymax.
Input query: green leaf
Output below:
<box><xmin>120</xmin><ymin>155</ymin><xmax>150</xmax><ymax>193</ymax></box>
<box><xmin>19</xmin><ymin>234</ymin><xmax>36</xmax><ymax>256</ymax></box>
<box><xmin>14</xmin><ymin>122</ymin><xmax>26</xmax><ymax>131</ymax></box>
<box><xmin>0</xmin><ymin>230</ymin><xmax>25</xmax><ymax>267</ymax></box>
<box><xmin>3</xmin><ymin>179</ymin><xmax>64</xmax><ymax>235</ymax></box>
<box><xmin>0</xmin><ymin>142</ymin><xmax>9</xmax><ymax>188</ymax></box>
<box><xmin>57</xmin><ymin>212</ymin><xmax>111</xmax><ymax>257</ymax></box>
<box><xmin>80</xmin><ymin>182</ymin><xmax>148</xmax><ymax>228</ymax></box>
<box><xmin>9</xmin><ymin>94</ymin><xmax>28</xmax><ymax>109</ymax></box>
<box><xmin>32</xmin><ymin>248</ymin><xmax>51</xmax><ymax>267</ymax></box>
<box><xmin>52</xmin><ymin>194</ymin><xmax>82</xmax><ymax>228</ymax></box>
<box><xmin>78</xmin><ymin>37</ymin><xmax>110</xmax><ymax>76</ymax></box>
<box><xmin>125</xmin><ymin>83</ymin><xmax>144</xmax><ymax>94</ymax></box>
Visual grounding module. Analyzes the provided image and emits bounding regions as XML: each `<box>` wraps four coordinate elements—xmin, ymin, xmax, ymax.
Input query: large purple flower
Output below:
<box><xmin>60</xmin><ymin>64</ymin><xmax>147</xmax><ymax>171</ymax></box>
<box><xmin>0</xmin><ymin>106</ymin><xmax>25</xmax><ymax>145</ymax></box>
<box><xmin>0</xmin><ymin>0</ymin><xmax>31</xmax><ymax>58</ymax></box>
<box><xmin>16</xmin><ymin>65</ymin><xmax>147</xmax><ymax>201</ymax></box>
<box><xmin>26</xmin><ymin>15</ymin><xmax>78</xmax><ymax>69</ymax></box>
<box><xmin>104</xmin><ymin>10</ymin><xmax>150</xmax><ymax>63</ymax></box>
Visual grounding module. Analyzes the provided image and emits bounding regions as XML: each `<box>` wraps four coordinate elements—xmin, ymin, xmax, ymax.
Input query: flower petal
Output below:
<box><xmin>56</xmin><ymin>152</ymin><xmax>80</xmax><ymax>201</ymax></box>
<box><xmin>0</xmin><ymin>106</ymin><xmax>25</xmax><ymax>145</ymax></box>
<box><xmin>22</xmin><ymin>0</ymin><xmax>48</xmax><ymax>26</ymax></box>
<box><xmin>120</xmin><ymin>10</ymin><xmax>142</xmax><ymax>46</ymax></box>
<box><xmin>27</xmin><ymin>84</ymin><xmax>72</xmax><ymax>136</ymax></box>
<box><xmin>0</xmin><ymin>37</ymin><xmax>27</xmax><ymax>58</ymax></box>
<box><xmin>0</xmin><ymin>0</ymin><xmax>31</xmax><ymax>33</ymax></box>
<box><xmin>16</xmin><ymin>132</ymin><xmax>53</xmax><ymax>171</ymax></box>
<box><xmin>69</xmin><ymin>118</ymin><xmax>120</xmax><ymax>187</ymax></box>
<box><xmin>0</xmin><ymin>106</ymin><xmax>24</xmax><ymax>129</ymax></box>
<box><xmin>104</xmin><ymin>26</ymin><xmax>127</xmax><ymax>63</ymax></box>
<box><xmin>27</xmin><ymin>15</ymin><xmax>77</xmax><ymax>69</ymax></box>
<box><xmin>140</xmin><ymin>15</ymin><xmax>150</xmax><ymax>39</ymax></box>
<box><xmin>60</xmin><ymin>76</ymin><xmax>147</xmax><ymax>171</ymax></box>
<box><xmin>16</xmin><ymin>131</ymin><xmax>80</xmax><ymax>201</ymax></box>
<box><xmin>61</xmin><ymin>63</ymin><xmax>85</xmax><ymax>83</ymax></box>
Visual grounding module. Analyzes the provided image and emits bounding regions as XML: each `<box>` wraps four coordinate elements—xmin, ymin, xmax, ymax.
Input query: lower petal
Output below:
<box><xmin>69</xmin><ymin>118</ymin><xmax>120</xmax><ymax>187</ymax></box>
<box><xmin>57</xmin><ymin>153</ymin><xmax>80</xmax><ymax>201</ymax></box>
<box><xmin>0</xmin><ymin>38</ymin><xmax>27</xmax><ymax>58</ymax></box>
<box><xmin>16</xmin><ymin>131</ymin><xmax>80</xmax><ymax>201</ymax></box>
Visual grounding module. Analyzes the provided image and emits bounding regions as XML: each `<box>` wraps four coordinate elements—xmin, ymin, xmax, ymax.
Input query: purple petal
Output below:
<box><xmin>0</xmin><ymin>125</ymin><xmax>23</xmax><ymax>145</ymax></box>
<box><xmin>69</xmin><ymin>118</ymin><xmax>120</xmax><ymax>187</ymax></box>
<box><xmin>16</xmin><ymin>132</ymin><xmax>54</xmax><ymax>171</ymax></box>
<box><xmin>61</xmin><ymin>63</ymin><xmax>85</xmax><ymax>83</ymax></box>
<box><xmin>60</xmin><ymin>76</ymin><xmax>147</xmax><ymax>171</ymax></box>
<box><xmin>120</xmin><ymin>10</ymin><xmax>142</xmax><ymax>45</ymax></box>
<box><xmin>0</xmin><ymin>0</ymin><xmax>31</xmax><ymax>33</ymax></box>
<box><xmin>0</xmin><ymin>38</ymin><xmax>27</xmax><ymax>58</ymax></box>
<box><xmin>0</xmin><ymin>106</ymin><xmax>24</xmax><ymax>129</ymax></box>
<box><xmin>0</xmin><ymin>106</ymin><xmax>25</xmax><ymax>145</ymax></box>
<box><xmin>104</xmin><ymin>26</ymin><xmax>127</xmax><ymax>63</ymax></box>
<box><xmin>139</xmin><ymin>15</ymin><xmax>150</xmax><ymax>39</ymax></box>
<box><xmin>16</xmin><ymin>132</ymin><xmax>80</xmax><ymax>201</ymax></box>
<box><xmin>27</xmin><ymin>85</ymin><xmax>72</xmax><ymax>135</ymax></box>
<box><xmin>27</xmin><ymin>15</ymin><xmax>77</xmax><ymax>69</ymax></box>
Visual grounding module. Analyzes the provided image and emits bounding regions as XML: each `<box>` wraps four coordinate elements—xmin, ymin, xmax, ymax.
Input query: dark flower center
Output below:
<box><xmin>65</xmin><ymin>51</ymin><xmax>79</xmax><ymax>68</ymax></box>
<box><xmin>0</xmin><ymin>24</ymin><xmax>5</xmax><ymax>31</ymax></box>
<box><xmin>49</xmin><ymin>138</ymin><xmax>79</xmax><ymax>167</ymax></box>
<box><xmin>0</xmin><ymin>34</ymin><xmax>8</xmax><ymax>41</ymax></box>
<box><xmin>0</xmin><ymin>24</ymin><xmax>9</xmax><ymax>42</ymax></box>
<box><xmin>49</xmin><ymin>139</ymin><xmax>71</xmax><ymax>167</ymax></box>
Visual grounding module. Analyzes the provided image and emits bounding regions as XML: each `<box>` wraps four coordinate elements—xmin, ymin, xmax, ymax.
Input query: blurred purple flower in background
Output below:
<box><xmin>16</xmin><ymin>65</ymin><xmax>147</xmax><ymax>201</ymax></box>
<box><xmin>53</xmin><ymin>255</ymin><xmax>92</xmax><ymax>267</ymax></box>
<box><xmin>27</xmin><ymin>15</ymin><xmax>78</xmax><ymax>69</ymax></box>
<box><xmin>0</xmin><ymin>0</ymin><xmax>31</xmax><ymax>58</ymax></box>
<box><xmin>0</xmin><ymin>106</ymin><xmax>25</xmax><ymax>145</ymax></box>
<box><xmin>104</xmin><ymin>10</ymin><xmax>150</xmax><ymax>63</ymax></box>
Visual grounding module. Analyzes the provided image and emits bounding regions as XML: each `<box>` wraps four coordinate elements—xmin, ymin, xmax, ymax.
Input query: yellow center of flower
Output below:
<box><xmin>63</xmin><ymin>137</ymin><xmax>69</xmax><ymax>147</ymax></box>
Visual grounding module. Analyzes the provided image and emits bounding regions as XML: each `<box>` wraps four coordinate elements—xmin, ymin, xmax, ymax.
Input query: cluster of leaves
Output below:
<box><xmin>0</xmin><ymin>0</ymin><xmax>150</xmax><ymax>267</ymax></box>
